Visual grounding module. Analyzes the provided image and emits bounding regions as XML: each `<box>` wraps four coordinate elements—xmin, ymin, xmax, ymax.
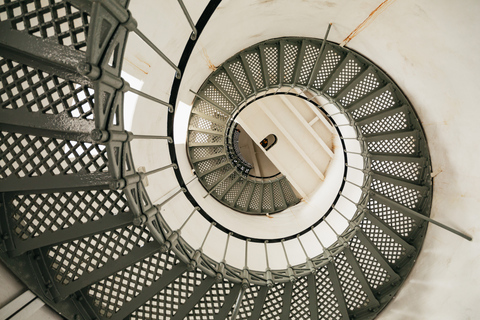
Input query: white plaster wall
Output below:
<box><xmin>124</xmin><ymin>0</ymin><xmax>480</xmax><ymax>318</ymax></box>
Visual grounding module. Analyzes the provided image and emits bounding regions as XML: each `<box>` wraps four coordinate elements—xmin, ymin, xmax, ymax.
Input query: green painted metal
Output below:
<box><xmin>0</xmin><ymin>0</ymin><xmax>448</xmax><ymax>318</ymax></box>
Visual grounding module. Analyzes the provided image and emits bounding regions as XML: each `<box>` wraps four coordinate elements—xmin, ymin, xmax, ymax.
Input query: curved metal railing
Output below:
<box><xmin>226</xmin><ymin>124</ymin><xmax>252</xmax><ymax>177</ymax></box>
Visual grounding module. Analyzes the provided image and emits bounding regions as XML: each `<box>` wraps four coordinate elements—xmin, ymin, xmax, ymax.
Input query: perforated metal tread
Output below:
<box><xmin>188</xmin><ymin>119</ymin><xmax>299</xmax><ymax>214</ymax></box>
<box><xmin>0</xmin><ymin>2</ymin><xmax>432</xmax><ymax>320</ymax></box>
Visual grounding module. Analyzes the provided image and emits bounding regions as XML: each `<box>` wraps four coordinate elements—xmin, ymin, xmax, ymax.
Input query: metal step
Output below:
<box><xmin>0</xmin><ymin>4</ymin><xmax>434</xmax><ymax>319</ymax></box>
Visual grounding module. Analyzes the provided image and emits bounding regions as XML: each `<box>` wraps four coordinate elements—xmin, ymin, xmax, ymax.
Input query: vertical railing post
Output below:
<box><xmin>297</xmin><ymin>235</ymin><xmax>315</xmax><ymax>273</ymax></box>
<box><xmin>281</xmin><ymin>239</ymin><xmax>296</xmax><ymax>282</ymax></box>
<box><xmin>264</xmin><ymin>241</ymin><xmax>273</xmax><ymax>287</ymax></box>
<box><xmin>188</xmin><ymin>222</ymin><xmax>215</xmax><ymax>270</ymax></box>
<box><xmin>215</xmin><ymin>232</ymin><xmax>231</xmax><ymax>281</ymax></box>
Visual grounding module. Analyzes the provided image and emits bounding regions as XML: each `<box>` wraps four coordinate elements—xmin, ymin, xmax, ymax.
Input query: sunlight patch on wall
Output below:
<box><xmin>122</xmin><ymin>71</ymin><xmax>144</xmax><ymax>131</ymax></box>
<box><xmin>174</xmin><ymin>101</ymin><xmax>193</xmax><ymax>145</ymax></box>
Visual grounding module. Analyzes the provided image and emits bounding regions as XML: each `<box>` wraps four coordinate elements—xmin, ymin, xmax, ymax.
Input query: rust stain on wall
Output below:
<box><xmin>340</xmin><ymin>0</ymin><xmax>397</xmax><ymax>47</ymax></box>
<box><xmin>135</xmin><ymin>55</ymin><xmax>151</xmax><ymax>68</ymax></box>
<box><xmin>201</xmin><ymin>46</ymin><xmax>218</xmax><ymax>72</ymax></box>
<box><xmin>422</xmin><ymin>120</ymin><xmax>448</xmax><ymax>127</ymax></box>
<box><xmin>432</xmin><ymin>169</ymin><xmax>443</xmax><ymax>179</ymax></box>
<box><xmin>124</xmin><ymin>57</ymin><xmax>149</xmax><ymax>74</ymax></box>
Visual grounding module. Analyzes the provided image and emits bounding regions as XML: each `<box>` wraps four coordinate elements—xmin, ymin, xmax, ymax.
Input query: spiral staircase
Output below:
<box><xmin>0</xmin><ymin>0</ymin><xmax>444</xmax><ymax>319</ymax></box>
